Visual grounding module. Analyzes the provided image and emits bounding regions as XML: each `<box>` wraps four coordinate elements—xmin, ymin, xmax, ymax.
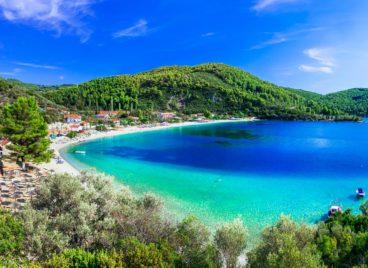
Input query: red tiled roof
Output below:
<box><xmin>97</xmin><ymin>111</ymin><xmax>119</xmax><ymax>116</ymax></box>
<box><xmin>65</xmin><ymin>113</ymin><xmax>81</xmax><ymax>119</ymax></box>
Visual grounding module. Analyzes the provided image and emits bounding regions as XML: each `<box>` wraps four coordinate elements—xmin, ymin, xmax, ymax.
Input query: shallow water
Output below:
<box><xmin>62</xmin><ymin>120</ymin><xmax>368</xmax><ymax>241</ymax></box>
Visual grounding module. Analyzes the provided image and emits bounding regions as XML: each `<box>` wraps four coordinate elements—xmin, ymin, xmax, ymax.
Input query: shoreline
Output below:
<box><xmin>39</xmin><ymin>118</ymin><xmax>257</xmax><ymax>175</ymax></box>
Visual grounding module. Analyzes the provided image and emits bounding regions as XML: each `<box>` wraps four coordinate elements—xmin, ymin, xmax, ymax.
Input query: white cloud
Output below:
<box><xmin>202</xmin><ymin>32</ymin><xmax>215</xmax><ymax>37</ymax></box>
<box><xmin>251</xmin><ymin>33</ymin><xmax>288</xmax><ymax>49</ymax></box>
<box><xmin>113</xmin><ymin>19</ymin><xmax>148</xmax><ymax>38</ymax></box>
<box><xmin>0</xmin><ymin>0</ymin><xmax>97</xmax><ymax>42</ymax></box>
<box><xmin>298</xmin><ymin>65</ymin><xmax>333</xmax><ymax>74</ymax></box>
<box><xmin>303</xmin><ymin>48</ymin><xmax>335</xmax><ymax>67</ymax></box>
<box><xmin>251</xmin><ymin>27</ymin><xmax>323</xmax><ymax>50</ymax></box>
<box><xmin>253</xmin><ymin>0</ymin><xmax>298</xmax><ymax>11</ymax></box>
<box><xmin>14</xmin><ymin>61</ymin><xmax>59</xmax><ymax>70</ymax></box>
<box><xmin>299</xmin><ymin>47</ymin><xmax>336</xmax><ymax>74</ymax></box>
<box><xmin>0</xmin><ymin>68</ymin><xmax>22</xmax><ymax>76</ymax></box>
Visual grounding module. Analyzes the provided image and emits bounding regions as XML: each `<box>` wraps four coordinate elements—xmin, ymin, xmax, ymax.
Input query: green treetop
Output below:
<box><xmin>0</xmin><ymin>97</ymin><xmax>52</xmax><ymax>170</ymax></box>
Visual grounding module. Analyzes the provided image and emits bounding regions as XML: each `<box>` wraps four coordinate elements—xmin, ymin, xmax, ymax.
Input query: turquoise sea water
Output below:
<box><xmin>62</xmin><ymin>120</ymin><xmax>368</xmax><ymax>242</ymax></box>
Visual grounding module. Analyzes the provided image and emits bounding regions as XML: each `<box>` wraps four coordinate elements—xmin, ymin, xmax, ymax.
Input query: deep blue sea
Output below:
<box><xmin>63</xmin><ymin>120</ymin><xmax>368</xmax><ymax>241</ymax></box>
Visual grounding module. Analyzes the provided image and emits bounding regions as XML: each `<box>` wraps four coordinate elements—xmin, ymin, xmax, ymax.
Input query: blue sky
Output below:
<box><xmin>0</xmin><ymin>0</ymin><xmax>367</xmax><ymax>93</ymax></box>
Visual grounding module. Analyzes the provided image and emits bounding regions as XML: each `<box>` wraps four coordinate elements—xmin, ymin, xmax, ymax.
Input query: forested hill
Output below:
<box><xmin>1</xmin><ymin>63</ymin><xmax>366</xmax><ymax>121</ymax></box>
<box><xmin>41</xmin><ymin>63</ymin><xmax>360</xmax><ymax>121</ymax></box>
<box><xmin>325</xmin><ymin>88</ymin><xmax>368</xmax><ymax>116</ymax></box>
<box><xmin>0</xmin><ymin>78</ymin><xmax>65</xmax><ymax>122</ymax></box>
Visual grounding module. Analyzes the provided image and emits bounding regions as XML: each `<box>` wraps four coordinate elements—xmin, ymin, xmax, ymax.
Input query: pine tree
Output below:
<box><xmin>0</xmin><ymin>97</ymin><xmax>52</xmax><ymax>170</ymax></box>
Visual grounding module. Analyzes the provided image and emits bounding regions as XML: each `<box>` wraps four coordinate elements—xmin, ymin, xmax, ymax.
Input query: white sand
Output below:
<box><xmin>39</xmin><ymin>118</ymin><xmax>256</xmax><ymax>175</ymax></box>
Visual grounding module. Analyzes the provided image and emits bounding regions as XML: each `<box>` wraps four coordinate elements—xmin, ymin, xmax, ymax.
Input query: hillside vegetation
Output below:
<box><xmin>2</xmin><ymin>64</ymin><xmax>368</xmax><ymax>121</ymax></box>
<box><xmin>0</xmin><ymin>78</ymin><xmax>65</xmax><ymax>122</ymax></box>
<box><xmin>42</xmin><ymin>63</ymin><xmax>360</xmax><ymax>121</ymax></box>
<box><xmin>325</xmin><ymin>88</ymin><xmax>368</xmax><ymax>116</ymax></box>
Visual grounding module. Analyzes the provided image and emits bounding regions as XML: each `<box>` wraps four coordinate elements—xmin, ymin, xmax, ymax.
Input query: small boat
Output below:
<box><xmin>356</xmin><ymin>188</ymin><xmax>365</xmax><ymax>198</ymax></box>
<box><xmin>328</xmin><ymin>205</ymin><xmax>342</xmax><ymax>217</ymax></box>
<box><xmin>74</xmin><ymin>150</ymin><xmax>86</xmax><ymax>155</ymax></box>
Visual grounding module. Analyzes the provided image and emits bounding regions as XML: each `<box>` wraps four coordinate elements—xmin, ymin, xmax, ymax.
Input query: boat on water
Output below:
<box><xmin>328</xmin><ymin>205</ymin><xmax>342</xmax><ymax>217</ymax></box>
<box><xmin>356</xmin><ymin>188</ymin><xmax>365</xmax><ymax>198</ymax></box>
<box><xmin>74</xmin><ymin>151</ymin><xmax>86</xmax><ymax>155</ymax></box>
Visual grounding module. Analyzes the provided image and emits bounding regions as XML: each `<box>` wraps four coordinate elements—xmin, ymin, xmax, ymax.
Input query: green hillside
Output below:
<box><xmin>42</xmin><ymin>63</ymin><xmax>358</xmax><ymax>121</ymax></box>
<box><xmin>0</xmin><ymin>78</ymin><xmax>66</xmax><ymax>122</ymax></box>
<box><xmin>325</xmin><ymin>88</ymin><xmax>368</xmax><ymax>116</ymax></box>
<box><xmin>2</xmin><ymin>64</ymin><xmax>367</xmax><ymax>122</ymax></box>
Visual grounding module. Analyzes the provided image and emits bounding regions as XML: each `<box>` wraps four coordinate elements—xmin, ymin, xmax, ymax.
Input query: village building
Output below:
<box><xmin>48</xmin><ymin>122</ymin><xmax>69</xmax><ymax>136</ymax></box>
<box><xmin>65</xmin><ymin>114</ymin><xmax>82</xmax><ymax>124</ymax></box>
<box><xmin>69</xmin><ymin>124</ymin><xmax>83</xmax><ymax>132</ymax></box>
<box><xmin>158</xmin><ymin>112</ymin><xmax>176</xmax><ymax>121</ymax></box>
<box><xmin>95</xmin><ymin>110</ymin><xmax>120</xmax><ymax>121</ymax></box>
<box><xmin>80</xmin><ymin>121</ymin><xmax>91</xmax><ymax>130</ymax></box>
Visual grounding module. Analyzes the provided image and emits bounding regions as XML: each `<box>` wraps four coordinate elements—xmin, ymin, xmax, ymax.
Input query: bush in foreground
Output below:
<box><xmin>215</xmin><ymin>218</ymin><xmax>247</xmax><ymax>268</ymax></box>
<box><xmin>0</xmin><ymin>210</ymin><xmax>24</xmax><ymax>256</ymax></box>
<box><xmin>248</xmin><ymin>215</ymin><xmax>324</xmax><ymax>268</ymax></box>
<box><xmin>316</xmin><ymin>208</ymin><xmax>368</xmax><ymax>267</ymax></box>
<box><xmin>6</xmin><ymin>171</ymin><xmax>368</xmax><ymax>267</ymax></box>
<box><xmin>11</xmin><ymin>172</ymin><xmax>248</xmax><ymax>267</ymax></box>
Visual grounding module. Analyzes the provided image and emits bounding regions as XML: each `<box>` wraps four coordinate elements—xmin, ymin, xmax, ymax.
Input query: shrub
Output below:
<box><xmin>95</xmin><ymin>125</ymin><xmax>107</xmax><ymax>131</ymax></box>
<box><xmin>248</xmin><ymin>215</ymin><xmax>323</xmax><ymax>268</ymax></box>
<box><xmin>316</xmin><ymin>210</ymin><xmax>368</xmax><ymax>267</ymax></box>
<box><xmin>214</xmin><ymin>218</ymin><xmax>247</xmax><ymax>268</ymax></box>
<box><xmin>20</xmin><ymin>172</ymin><xmax>119</xmax><ymax>259</ymax></box>
<box><xmin>175</xmin><ymin>215</ymin><xmax>216</xmax><ymax>267</ymax></box>
<box><xmin>0</xmin><ymin>210</ymin><xmax>24</xmax><ymax>256</ymax></box>
<box><xmin>66</xmin><ymin>131</ymin><xmax>78</xmax><ymax>139</ymax></box>
<box><xmin>43</xmin><ymin>249</ymin><xmax>124</xmax><ymax>268</ymax></box>
<box><xmin>19</xmin><ymin>172</ymin><xmax>176</xmax><ymax>261</ymax></box>
<box><xmin>118</xmin><ymin>237</ymin><xmax>172</xmax><ymax>267</ymax></box>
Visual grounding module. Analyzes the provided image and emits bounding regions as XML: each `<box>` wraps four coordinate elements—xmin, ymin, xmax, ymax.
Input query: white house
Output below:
<box><xmin>65</xmin><ymin>114</ymin><xmax>82</xmax><ymax>124</ymax></box>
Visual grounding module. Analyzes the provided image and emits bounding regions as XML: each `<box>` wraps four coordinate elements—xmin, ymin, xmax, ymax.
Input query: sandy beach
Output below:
<box><xmin>39</xmin><ymin>118</ymin><xmax>256</xmax><ymax>175</ymax></box>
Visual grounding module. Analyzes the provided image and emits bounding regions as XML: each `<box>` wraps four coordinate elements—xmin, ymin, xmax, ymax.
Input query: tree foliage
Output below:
<box><xmin>325</xmin><ymin>88</ymin><xmax>368</xmax><ymax>116</ymax></box>
<box><xmin>214</xmin><ymin>218</ymin><xmax>247</xmax><ymax>268</ymax></box>
<box><xmin>1</xmin><ymin>64</ymin><xmax>367</xmax><ymax>122</ymax></box>
<box><xmin>248</xmin><ymin>215</ymin><xmax>324</xmax><ymax>268</ymax></box>
<box><xmin>175</xmin><ymin>215</ymin><xmax>217</xmax><ymax>267</ymax></box>
<box><xmin>18</xmin><ymin>172</ymin><xmax>245</xmax><ymax>266</ymax></box>
<box><xmin>0</xmin><ymin>210</ymin><xmax>24</xmax><ymax>257</ymax></box>
<box><xmin>316</xmin><ymin>208</ymin><xmax>368</xmax><ymax>267</ymax></box>
<box><xmin>0</xmin><ymin>97</ymin><xmax>52</xmax><ymax>169</ymax></box>
<box><xmin>0</xmin><ymin>78</ymin><xmax>65</xmax><ymax>123</ymax></box>
<box><xmin>3</xmin><ymin>172</ymin><xmax>368</xmax><ymax>267</ymax></box>
<box><xmin>43</xmin><ymin>64</ymin><xmax>361</xmax><ymax>121</ymax></box>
